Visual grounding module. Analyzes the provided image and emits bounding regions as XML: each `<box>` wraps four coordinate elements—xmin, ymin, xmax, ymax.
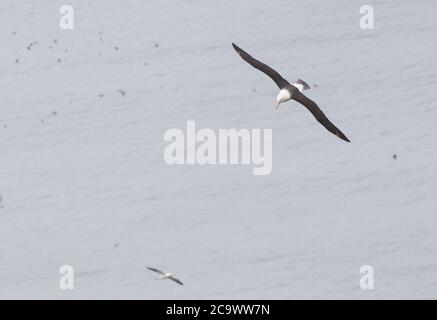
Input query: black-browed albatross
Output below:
<box><xmin>147</xmin><ymin>267</ymin><xmax>184</xmax><ymax>286</ymax></box>
<box><xmin>232</xmin><ymin>43</ymin><xmax>350</xmax><ymax>142</ymax></box>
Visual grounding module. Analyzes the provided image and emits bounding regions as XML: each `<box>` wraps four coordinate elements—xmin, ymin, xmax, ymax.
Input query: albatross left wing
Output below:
<box><xmin>292</xmin><ymin>92</ymin><xmax>350</xmax><ymax>142</ymax></box>
<box><xmin>232</xmin><ymin>43</ymin><xmax>290</xmax><ymax>89</ymax></box>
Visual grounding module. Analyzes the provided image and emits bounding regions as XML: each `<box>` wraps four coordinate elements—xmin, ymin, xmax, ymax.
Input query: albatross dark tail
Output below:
<box><xmin>296</xmin><ymin>79</ymin><xmax>311</xmax><ymax>90</ymax></box>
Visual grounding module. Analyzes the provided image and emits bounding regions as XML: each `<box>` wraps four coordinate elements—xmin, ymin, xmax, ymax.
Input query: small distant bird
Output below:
<box><xmin>147</xmin><ymin>267</ymin><xmax>183</xmax><ymax>286</ymax></box>
<box><xmin>232</xmin><ymin>43</ymin><xmax>350</xmax><ymax>142</ymax></box>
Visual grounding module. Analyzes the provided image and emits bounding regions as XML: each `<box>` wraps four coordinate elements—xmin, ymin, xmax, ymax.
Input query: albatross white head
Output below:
<box><xmin>276</xmin><ymin>88</ymin><xmax>292</xmax><ymax>109</ymax></box>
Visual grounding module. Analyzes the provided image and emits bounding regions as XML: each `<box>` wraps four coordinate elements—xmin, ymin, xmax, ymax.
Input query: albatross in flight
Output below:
<box><xmin>147</xmin><ymin>267</ymin><xmax>184</xmax><ymax>286</ymax></box>
<box><xmin>232</xmin><ymin>43</ymin><xmax>350</xmax><ymax>142</ymax></box>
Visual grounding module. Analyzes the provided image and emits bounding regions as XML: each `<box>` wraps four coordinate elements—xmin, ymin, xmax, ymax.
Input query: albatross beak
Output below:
<box><xmin>276</xmin><ymin>100</ymin><xmax>282</xmax><ymax>109</ymax></box>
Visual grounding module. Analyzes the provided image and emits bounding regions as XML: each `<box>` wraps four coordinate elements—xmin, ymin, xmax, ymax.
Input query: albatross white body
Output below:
<box><xmin>277</xmin><ymin>82</ymin><xmax>307</xmax><ymax>102</ymax></box>
<box><xmin>276</xmin><ymin>81</ymin><xmax>309</xmax><ymax>108</ymax></box>
<box><xmin>159</xmin><ymin>272</ymin><xmax>175</xmax><ymax>279</ymax></box>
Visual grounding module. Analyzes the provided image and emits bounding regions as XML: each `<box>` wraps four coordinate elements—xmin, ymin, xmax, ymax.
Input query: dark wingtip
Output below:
<box><xmin>342</xmin><ymin>135</ymin><xmax>351</xmax><ymax>143</ymax></box>
<box><xmin>336</xmin><ymin>131</ymin><xmax>351</xmax><ymax>143</ymax></box>
<box><xmin>232</xmin><ymin>43</ymin><xmax>242</xmax><ymax>54</ymax></box>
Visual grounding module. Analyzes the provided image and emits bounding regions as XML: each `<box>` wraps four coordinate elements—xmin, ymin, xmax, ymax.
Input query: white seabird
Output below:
<box><xmin>147</xmin><ymin>267</ymin><xmax>184</xmax><ymax>286</ymax></box>
<box><xmin>232</xmin><ymin>43</ymin><xmax>350</xmax><ymax>142</ymax></box>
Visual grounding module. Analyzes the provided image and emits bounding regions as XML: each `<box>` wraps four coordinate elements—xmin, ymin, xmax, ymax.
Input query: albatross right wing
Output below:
<box><xmin>232</xmin><ymin>43</ymin><xmax>290</xmax><ymax>89</ymax></box>
<box><xmin>292</xmin><ymin>92</ymin><xmax>350</xmax><ymax>142</ymax></box>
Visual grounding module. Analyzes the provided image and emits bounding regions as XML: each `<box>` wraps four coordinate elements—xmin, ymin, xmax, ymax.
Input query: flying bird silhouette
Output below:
<box><xmin>147</xmin><ymin>267</ymin><xmax>183</xmax><ymax>286</ymax></box>
<box><xmin>232</xmin><ymin>43</ymin><xmax>350</xmax><ymax>142</ymax></box>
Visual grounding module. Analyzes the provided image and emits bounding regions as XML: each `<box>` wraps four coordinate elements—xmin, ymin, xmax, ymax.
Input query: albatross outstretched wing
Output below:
<box><xmin>147</xmin><ymin>267</ymin><xmax>166</xmax><ymax>275</ymax></box>
<box><xmin>232</xmin><ymin>43</ymin><xmax>290</xmax><ymax>89</ymax></box>
<box><xmin>169</xmin><ymin>276</ymin><xmax>184</xmax><ymax>286</ymax></box>
<box><xmin>292</xmin><ymin>92</ymin><xmax>350</xmax><ymax>142</ymax></box>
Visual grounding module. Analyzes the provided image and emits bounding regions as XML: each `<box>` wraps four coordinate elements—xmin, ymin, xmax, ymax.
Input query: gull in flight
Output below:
<box><xmin>147</xmin><ymin>267</ymin><xmax>183</xmax><ymax>286</ymax></box>
<box><xmin>232</xmin><ymin>43</ymin><xmax>350</xmax><ymax>142</ymax></box>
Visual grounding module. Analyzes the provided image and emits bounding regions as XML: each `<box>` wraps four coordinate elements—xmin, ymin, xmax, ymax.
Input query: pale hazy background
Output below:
<box><xmin>0</xmin><ymin>0</ymin><xmax>436</xmax><ymax>299</ymax></box>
